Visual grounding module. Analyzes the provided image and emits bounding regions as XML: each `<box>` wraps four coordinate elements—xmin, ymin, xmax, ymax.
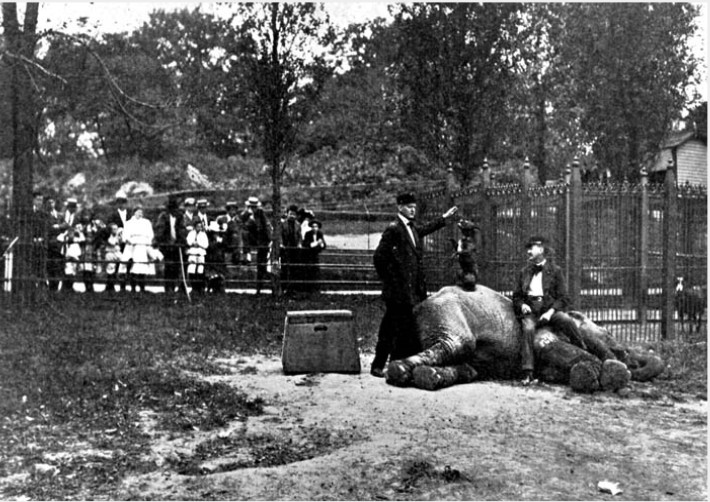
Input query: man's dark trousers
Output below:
<box><xmin>372</xmin><ymin>301</ymin><xmax>421</xmax><ymax>369</ymax></box>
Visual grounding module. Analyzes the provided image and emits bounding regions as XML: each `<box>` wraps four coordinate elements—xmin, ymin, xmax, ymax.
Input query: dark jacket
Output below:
<box><xmin>153</xmin><ymin>211</ymin><xmax>187</xmax><ymax>248</ymax></box>
<box><xmin>512</xmin><ymin>260</ymin><xmax>570</xmax><ymax>317</ymax></box>
<box><xmin>373</xmin><ymin>216</ymin><xmax>446</xmax><ymax>306</ymax></box>
<box><xmin>281</xmin><ymin>218</ymin><xmax>302</xmax><ymax>249</ymax></box>
<box><xmin>107</xmin><ymin>208</ymin><xmax>129</xmax><ymax>229</ymax></box>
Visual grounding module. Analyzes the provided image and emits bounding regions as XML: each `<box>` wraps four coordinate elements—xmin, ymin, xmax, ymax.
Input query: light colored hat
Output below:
<box><xmin>184</xmin><ymin>197</ymin><xmax>196</xmax><ymax>206</ymax></box>
<box><xmin>197</xmin><ymin>198</ymin><xmax>208</xmax><ymax>207</ymax></box>
<box><xmin>115</xmin><ymin>191</ymin><xmax>127</xmax><ymax>201</ymax></box>
<box><xmin>246</xmin><ymin>196</ymin><xmax>260</xmax><ymax>206</ymax></box>
<box><xmin>226</xmin><ymin>201</ymin><xmax>238</xmax><ymax>209</ymax></box>
<box><xmin>66</xmin><ymin>197</ymin><xmax>78</xmax><ymax>206</ymax></box>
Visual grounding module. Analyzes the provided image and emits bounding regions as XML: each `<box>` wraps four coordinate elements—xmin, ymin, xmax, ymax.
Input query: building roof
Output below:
<box><xmin>661</xmin><ymin>130</ymin><xmax>707</xmax><ymax>149</ymax></box>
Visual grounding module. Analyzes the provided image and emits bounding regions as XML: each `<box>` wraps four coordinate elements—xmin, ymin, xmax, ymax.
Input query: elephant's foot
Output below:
<box><xmin>569</xmin><ymin>360</ymin><xmax>602</xmax><ymax>393</ymax></box>
<box><xmin>411</xmin><ymin>364</ymin><xmax>478</xmax><ymax>391</ymax></box>
<box><xmin>599</xmin><ymin>359</ymin><xmax>631</xmax><ymax>391</ymax></box>
<box><xmin>385</xmin><ymin>360</ymin><xmax>416</xmax><ymax>387</ymax></box>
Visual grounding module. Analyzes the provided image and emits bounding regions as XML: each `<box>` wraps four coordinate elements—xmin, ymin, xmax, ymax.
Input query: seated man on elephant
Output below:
<box><xmin>512</xmin><ymin>236</ymin><xmax>589</xmax><ymax>386</ymax></box>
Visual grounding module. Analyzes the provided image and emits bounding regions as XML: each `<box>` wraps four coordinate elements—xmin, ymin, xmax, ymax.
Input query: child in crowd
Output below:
<box><xmin>186</xmin><ymin>220</ymin><xmax>209</xmax><ymax>293</ymax></box>
<box><xmin>57</xmin><ymin>222</ymin><xmax>85</xmax><ymax>292</ymax></box>
<box><xmin>103</xmin><ymin>223</ymin><xmax>124</xmax><ymax>293</ymax></box>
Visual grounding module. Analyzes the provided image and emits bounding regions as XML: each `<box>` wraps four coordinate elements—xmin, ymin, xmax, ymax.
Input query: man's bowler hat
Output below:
<box><xmin>396</xmin><ymin>192</ymin><xmax>417</xmax><ymax>205</ymax></box>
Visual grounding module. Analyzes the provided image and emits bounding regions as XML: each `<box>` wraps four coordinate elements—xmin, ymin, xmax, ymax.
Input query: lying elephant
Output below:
<box><xmin>385</xmin><ymin>285</ymin><xmax>665</xmax><ymax>393</ymax></box>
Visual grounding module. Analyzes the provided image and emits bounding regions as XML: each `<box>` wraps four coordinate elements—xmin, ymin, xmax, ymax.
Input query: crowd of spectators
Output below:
<box><xmin>21</xmin><ymin>191</ymin><xmax>326</xmax><ymax>295</ymax></box>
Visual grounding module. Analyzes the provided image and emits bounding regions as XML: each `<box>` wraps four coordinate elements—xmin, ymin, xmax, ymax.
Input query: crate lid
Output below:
<box><xmin>286</xmin><ymin>310</ymin><xmax>352</xmax><ymax>319</ymax></box>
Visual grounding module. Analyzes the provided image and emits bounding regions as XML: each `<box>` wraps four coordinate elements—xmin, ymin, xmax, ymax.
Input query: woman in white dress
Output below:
<box><xmin>121</xmin><ymin>207</ymin><xmax>155</xmax><ymax>292</ymax></box>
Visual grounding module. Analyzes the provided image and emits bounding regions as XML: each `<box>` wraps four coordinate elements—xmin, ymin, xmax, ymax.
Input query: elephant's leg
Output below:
<box><xmin>411</xmin><ymin>364</ymin><xmax>478</xmax><ymax>391</ymax></box>
<box><xmin>385</xmin><ymin>338</ymin><xmax>466</xmax><ymax>387</ymax></box>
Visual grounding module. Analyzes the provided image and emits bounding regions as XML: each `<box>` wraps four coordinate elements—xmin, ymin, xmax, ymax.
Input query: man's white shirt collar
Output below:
<box><xmin>398</xmin><ymin>214</ymin><xmax>416</xmax><ymax>247</ymax></box>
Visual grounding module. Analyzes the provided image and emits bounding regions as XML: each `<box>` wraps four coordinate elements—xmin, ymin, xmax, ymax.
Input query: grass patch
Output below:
<box><xmin>0</xmin><ymin>292</ymin><xmax>382</xmax><ymax>498</ymax></box>
<box><xmin>0</xmin><ymin>291</ymin><xmax>703</xmax><ymax>499</ymax></box>
<box><xmin>646</xmin><ymin>339</ymin><xmax>707</xmax><ymax>398</ymax></box>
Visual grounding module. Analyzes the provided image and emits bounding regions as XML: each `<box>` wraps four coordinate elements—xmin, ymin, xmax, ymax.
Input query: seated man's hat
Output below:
<box><xmin>225</xmin><ymin>201</ymin><xmax>238</xmax><ymax>209</ymax></box>
<box><xmin>246</xmin><ymin>196</ymin><xmax>260</xmax><ymax>207</ymax></box>
<box><xmin>396</xmin><ymin>192</ymin><xmax>417</xmax><ymax>205</ymax></box>
<box><xmin>184</xmin><ymin>197</ymin><xmax>196</xmax><ymax>206</ymax></box>
<box><xmin>525</xmin><ymin>236</ymin><xmax>547</xmax><ymax>248</ymax></box>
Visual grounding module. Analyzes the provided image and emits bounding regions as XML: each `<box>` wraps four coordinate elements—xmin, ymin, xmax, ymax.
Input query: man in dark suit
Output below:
<box><xmin>512</xmin><ymin>236</ymin><xmax>588</xmax><ymax>386</ymax></box>
<box><xmin>105</xmin><ymin>192</ymin><xmax>129</xmax><ymax>291</ymax></box>
<box><xmin>371</xmin><ymin>192</ymin><xmax>458</xmax><ymax>377</ymax></box>
<box><xmin>224</xmin><ymin>201</ymin><xmax>243</xmax><ymax>265</ymax></box>
<box><xmin>45</xmin><ymin>195</ymin><xmax>64</xmax><ymax>290</ymax></box>
<box><xmin>281</xmin><ymin>204</ymin><xmax>303</xmax><ymax>294</ymax></box>
<box><xmin>154</xmin><ymin>198</ymin><xmax>188</xmax><ymax>293</ymax></box>
<box><xmin>107</xmin><ymin>192</ymin><xmax>129</xmax><ymax>229</ymax></box>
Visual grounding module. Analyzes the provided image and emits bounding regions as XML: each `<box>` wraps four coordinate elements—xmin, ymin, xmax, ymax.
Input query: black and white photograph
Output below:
<box><xmin>0</xmin><ymin>2</ymin><xmax>706</xmax><ymax>500</ymax></box>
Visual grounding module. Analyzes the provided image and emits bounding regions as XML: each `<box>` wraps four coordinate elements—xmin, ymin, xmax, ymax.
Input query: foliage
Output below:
<box><xmin>134</xmin><ymin>7</ymin><xmax>253</xmax><ymax>158</ymax></box>
<box><xmin>547</xmin><ymin>3</ymin><xmax>701</xmax><ymax>182</ymax></box>
<box><xmin>40</xmin><ymin>31</ymin><xmax>177</xmax><ymax>162</ymax></box>
<box><xmin>0</xmin><ymin>4</ymin><xmax>705</xmax><ymax>204</ymax></box>
<box><xmin>386</xmin><ymin>3</ymin><xmax>527</xmax><ymax>184</ymax></box>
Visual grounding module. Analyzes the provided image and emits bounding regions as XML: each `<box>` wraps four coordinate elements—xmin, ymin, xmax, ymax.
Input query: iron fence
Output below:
<box><xmin>1</xmin><ymin>163</ymin><xmax>706</xmax><ymax>343</ymax></box>
<box><xmin>418</xmin><ymin>163</ymin><xmax>707</xmax><ymax>343</ymax></box>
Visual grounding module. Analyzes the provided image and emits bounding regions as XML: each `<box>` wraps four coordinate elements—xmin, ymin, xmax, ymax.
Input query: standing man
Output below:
<box><xmin>45</xmin><ymin>194</ymin><xmax>64</xmax><ymax>291</ymax></box>
<box><xmin>371</xmin><ymin>192</ymin><xmax>458</xmax><ymax>378</ymax></box>
<box><xmin>183</xmin><ymin>197</ymin><xmax>197</xmax><ymax>232</ymax></box>
<box><xmin>107</xmin><ymin>192</ymin><xmax>129</xmax><ymax>229</ymax></box>
<box><xmin>107</xmin><ymin>192</ymin><xmax>129</xmax><ymax>291</ymax></box>
<box><xmin>154</xmin><ymin>198</ymin><xmax>187</xmax><ymax>294</ymax></box>
<box><xmin>281</xmin><ymin>204</ymin><xmax>302</xmax><ymax>293</ymax></box>
<box><xmin>224</xmin><ymin>201</ymin><xmax>243</xmax><ymax>265</ymax></box>
<box><xmin>30</xmin><ymin>190</ymin><xmax>48</xmax><ymax>287</ymax></box>
<box><xmin>60</xmin><ymin>198</ymin><xmax>79</xmax><ymax>292</ymax></box>
<box><xmin>512</xmin><ymin>236</ymin><xmax>588</xmax><ymax>386</ymax></box>
<box><xmin>196</xmin><ymin>199</ymin><xmax>210</xmax><ymax>228</ymax></box>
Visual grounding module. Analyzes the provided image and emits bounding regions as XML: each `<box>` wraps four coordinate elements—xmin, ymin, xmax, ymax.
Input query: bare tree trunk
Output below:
<box><xmin>3</xmin><ymin>3</ymin><xmax>40</xmax><ymax>301</ymax></box>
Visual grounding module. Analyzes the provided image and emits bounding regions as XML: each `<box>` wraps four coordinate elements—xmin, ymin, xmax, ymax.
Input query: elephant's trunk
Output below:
<box><xmin>627</xmin><ymin>350</ymin><xmax>666</xmax><ymax>382</ymax></box>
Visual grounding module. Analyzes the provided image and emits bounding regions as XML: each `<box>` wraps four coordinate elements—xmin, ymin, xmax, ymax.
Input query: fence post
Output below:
<box><xmin>564</xmin><ymin>166</ymin><xmax>571</xmax><ymax>281</ymax></box>
<box><xmin>568</xmin><ymin>156</ymin><xmax>583</xmax><ymax>309</ymax></box>
<box><xmin>661</xmin><ymin>157</ymin><xmax>678</xmax><ymax>339</ymax></box>
<box><xmin>445</xmin><ymin>166</ymin><xmax>458</xmax><ymax>286</ymax></box>
<box><xmin>637</xmin><ymin>167</ymin><xmax>649</xmax><ymax>329</ymax></box>
<box><xmin>520</xmin><ymin>157</ymin><xmax>532</xmax><ymax>250</ymax></box>
<box><xmin>480</xmin><ymin>158</ymin><xmax>494</xmax><ymax>288</ymax></box>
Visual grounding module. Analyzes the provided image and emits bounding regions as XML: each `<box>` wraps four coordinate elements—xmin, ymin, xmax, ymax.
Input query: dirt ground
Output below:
<box><xmin>115</xmin><ymin>352</ymin><xmax>707</xmax><ymax>501</ymax></box>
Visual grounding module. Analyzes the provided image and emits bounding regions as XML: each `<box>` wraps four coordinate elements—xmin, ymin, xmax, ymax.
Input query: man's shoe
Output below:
<box><xmin>521</xmin><ymin>372</ymin><xmax>537</xmax><ymax>386</ymax></box>
<box><xmin>370</xmin><ymin>367</ymin><xmax>385</xmax><ymax>378</ymax></box>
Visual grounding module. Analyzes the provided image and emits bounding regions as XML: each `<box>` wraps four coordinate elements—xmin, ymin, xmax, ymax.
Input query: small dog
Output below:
<box><xmin>455</xmin><ymin>219</ymin><xmax>481</xmax><ymax>291</ymax></box>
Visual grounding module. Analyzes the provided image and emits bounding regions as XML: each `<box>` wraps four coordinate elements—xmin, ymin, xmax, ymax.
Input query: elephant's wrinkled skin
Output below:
<box><xmin>385</xmin><ymin>285</ymin><xmax>665</xmax><ymax>393</ymax></box>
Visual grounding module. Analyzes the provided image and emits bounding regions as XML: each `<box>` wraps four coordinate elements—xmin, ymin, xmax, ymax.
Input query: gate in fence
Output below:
<box><xmin>418</xmin><ymin>158</ymin><xmax>707</xmax><ymax>342</ymax></box>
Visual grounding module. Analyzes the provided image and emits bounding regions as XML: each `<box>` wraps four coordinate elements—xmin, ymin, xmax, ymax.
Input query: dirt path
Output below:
<box><xmin>119</xmin><ymin>354</ymin><xmax>707</xmax><ymax>501</ymax></box>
